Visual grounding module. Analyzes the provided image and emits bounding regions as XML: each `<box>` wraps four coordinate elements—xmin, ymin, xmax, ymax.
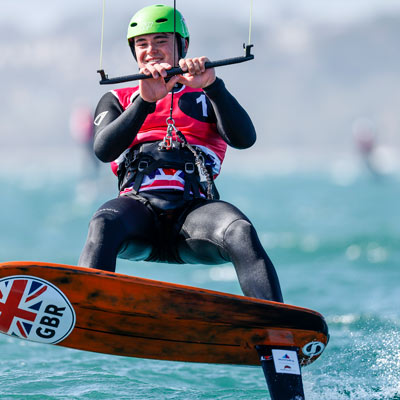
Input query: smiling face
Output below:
<box><xmin>134</xmin><ymin>33</ymin><xmax>179</xmax><ymax>69</ymax></box>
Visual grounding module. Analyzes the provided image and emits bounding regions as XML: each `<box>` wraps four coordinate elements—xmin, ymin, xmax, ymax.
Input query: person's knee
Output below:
<box><xmin>87</xmin><ymin>208</ymin><xmax>122</xmax><ymax>241</ymax></box>
<box><xmin>223</xmin><ymin>218</ymin><xmax>255</xmax><ymax>251</ymax></box>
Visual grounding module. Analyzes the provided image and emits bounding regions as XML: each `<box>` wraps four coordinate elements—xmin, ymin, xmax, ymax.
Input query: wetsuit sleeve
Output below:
<box><xmin>203</xmin><ymin>78</ymin><xmax>256</xmax><ymax>149</ymax></box>
<box><xmin>93</xmin><ymin>92</ymin><xmax>156</xmax><ymax>162</ymax></box>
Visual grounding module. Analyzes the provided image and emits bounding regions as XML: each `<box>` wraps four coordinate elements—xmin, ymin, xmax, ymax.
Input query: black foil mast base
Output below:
<box><xmin>97</xmin><ymin>44</ymin><xmax>254</xmax><ymax>85</ymax></box>
<box><xmin>256</xmin><ymin>345</ymin><xmax>306</xmax><ymax>400</ymax></box>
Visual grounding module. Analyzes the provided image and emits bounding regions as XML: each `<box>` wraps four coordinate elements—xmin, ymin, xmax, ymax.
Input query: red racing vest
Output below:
<box><xmin>110</xmin><ymin>85</ymin><xmax>227</xmax><ymax>178</ymax></box>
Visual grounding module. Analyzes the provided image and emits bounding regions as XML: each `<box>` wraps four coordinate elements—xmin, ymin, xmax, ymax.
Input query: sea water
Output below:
<box><xmin>0</xmin><ymin>167</ymin><xmax>399</xmax><ymax>399</ymax></box>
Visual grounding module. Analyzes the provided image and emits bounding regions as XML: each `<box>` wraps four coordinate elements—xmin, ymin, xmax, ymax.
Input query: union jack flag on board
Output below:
<box><xmin>0</xmin><ymin>278</ymin><xmax>47</xmax><ymax>338</ymax></box>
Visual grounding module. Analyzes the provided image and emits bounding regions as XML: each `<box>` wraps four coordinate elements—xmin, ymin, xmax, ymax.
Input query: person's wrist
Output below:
<box><xmin>139</xmin><ymin>93</ymin><xmax>156</xmax><ymax>104</ymax></box>
<box><xmin>202</xmin><ymin>76</ymin><xmax>216</xmax><ymax>89</ymax></box>
<box><xmin>203</xmin><ymin>77</ymin><xmax>222</xmax><ymax>92</ymax></box>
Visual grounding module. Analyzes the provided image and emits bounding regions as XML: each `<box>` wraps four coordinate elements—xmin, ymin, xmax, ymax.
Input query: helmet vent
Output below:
<box><xmin>155</xmin><ymin>18</ymin><xmax>168</xmax><ymax>23</ymax></box>
<box><xmin>130</xmin><ymin>22</ymin><xmax>138</xmax><ymax>27</ymax></box>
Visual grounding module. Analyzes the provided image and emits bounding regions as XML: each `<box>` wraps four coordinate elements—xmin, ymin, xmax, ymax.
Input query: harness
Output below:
<box><xmin>118</xmin><ymin>140</ymin><xmax>219</xmax><ymax>200</ymax></box>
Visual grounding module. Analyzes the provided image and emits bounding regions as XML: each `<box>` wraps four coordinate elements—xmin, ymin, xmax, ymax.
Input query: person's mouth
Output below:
<box><xmin>146</xmin><ymin>58</ymin><xmax>163</xmax><ymax>65</ymax></box>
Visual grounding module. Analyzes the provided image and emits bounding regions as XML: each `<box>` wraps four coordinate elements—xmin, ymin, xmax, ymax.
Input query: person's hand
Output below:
<box><xmin>139</xmin><ymin>62</ymin><xmax>180</xmax><ymax>103</ymax></box>
<box><xmin>177</xmin><ymin>57</ymin><xmax>216</xmax><ymax>89</ymax></box>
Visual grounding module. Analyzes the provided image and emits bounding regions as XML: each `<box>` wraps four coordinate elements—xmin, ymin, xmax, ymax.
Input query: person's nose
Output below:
<box><xmin>147</xmin><ymin>42</ymin><xmax>158</xmax><ymax>55</ymax></box>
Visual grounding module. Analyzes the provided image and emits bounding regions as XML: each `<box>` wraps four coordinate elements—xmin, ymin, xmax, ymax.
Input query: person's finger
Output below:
<box><xmin>144</xmin><ymin>64</ymin><xmax>160</xmax><ymax>79</ymax></box>
<box><xmin>185</xmin><ymin>58</ymin><xmax>195</xmax><ymax>75</ymax></box>
<box><xmin>154</xmin><ymin>63</ymin><xmax>172</xmax><ymax>78</ymax></box>
<box><xmin>191</xmin><ymin>58</ymin><xmax>202</xmax><ymax>75</ymax></box>
<box><xmin>165</xmin><ymin>75</ymin><xmax>181</xmax><ymax>92</ymax></box>
<box><xmin>198</xmin><ymin>56</ymin><xmax>209</xmax><ymax>73</ymax></box>
<box><xmin>179</xmin><ymin>59</ymin><xmax>188</xmax><ymax>72</ymax></box>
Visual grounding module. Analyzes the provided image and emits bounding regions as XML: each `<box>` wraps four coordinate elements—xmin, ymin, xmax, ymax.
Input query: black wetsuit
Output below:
<box><xmin>79</xmin><ymin>78</ymin><xmax>283</xmax><ymax>302</ymax></box>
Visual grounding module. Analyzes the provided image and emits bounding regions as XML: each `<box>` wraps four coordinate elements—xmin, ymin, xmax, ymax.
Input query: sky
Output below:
<box><xmin>3</xmin><ymin>0</ymin><xmax>400</xmax><ymax>32</ymax></box>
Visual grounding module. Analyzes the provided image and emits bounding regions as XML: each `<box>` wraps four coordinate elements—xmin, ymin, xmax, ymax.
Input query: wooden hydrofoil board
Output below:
<box><xmin>0</xmin><ymin>262</ymin><xmax>328</xmax><ymax>366</ymax></box>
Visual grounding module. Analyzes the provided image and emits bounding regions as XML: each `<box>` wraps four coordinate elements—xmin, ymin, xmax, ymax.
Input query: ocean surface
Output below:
<box><xmin>1</xmin><ymin>166</ymin><xmax>399</xmax><ymax>399</ymax></box>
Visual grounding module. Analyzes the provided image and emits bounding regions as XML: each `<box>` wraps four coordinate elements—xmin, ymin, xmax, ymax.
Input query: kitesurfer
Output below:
<box><xmin>78</xmin><ymin>4</ymin><xmax>283</xmax><ymax>302</ymax></box>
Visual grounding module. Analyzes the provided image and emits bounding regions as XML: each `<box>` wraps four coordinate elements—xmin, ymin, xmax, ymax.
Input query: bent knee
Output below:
<box><xmin>87</xmin><ymin>207</ymin><xmax>123</xmax><ymax>238</ymax></box>
<box><xmin>224</xmin><ymin>218</ymin><xmax>257</xmax><ymax>250</ymax></box>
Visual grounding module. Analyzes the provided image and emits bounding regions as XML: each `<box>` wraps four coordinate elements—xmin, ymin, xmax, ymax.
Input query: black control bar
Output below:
<box><xmin>98</xmin><ymin>44</ymin><xmax>254</xmax><ymax>85</ymax></box>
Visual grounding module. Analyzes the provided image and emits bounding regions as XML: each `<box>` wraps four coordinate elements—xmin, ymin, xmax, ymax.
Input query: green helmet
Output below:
<box><xmin>127</xmin><ymin>4</ymin><xmax>189</xmax><ymax>59</ymax></box>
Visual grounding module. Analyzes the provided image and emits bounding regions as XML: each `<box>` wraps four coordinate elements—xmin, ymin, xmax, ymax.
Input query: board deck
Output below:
<box><xmin>0</xmin><ymin>262</ymin><xmax>328</xmax><ymax>366</ymax></box>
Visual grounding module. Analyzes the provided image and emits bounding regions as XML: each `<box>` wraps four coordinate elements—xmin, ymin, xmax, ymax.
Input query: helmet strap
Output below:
<box><xmin>129</xmin><ymin>39</ymin><xmax>137</xmax><ymax>61</ymax></box>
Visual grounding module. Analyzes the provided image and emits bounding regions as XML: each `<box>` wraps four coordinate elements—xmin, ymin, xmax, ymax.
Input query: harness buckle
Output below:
<box><xmin>185</xmin><ymin>162</ymin><xmax>195</xmax><ymax>174</ymax></box>
<box><xmin>159</xmin><ymin>132</ymin><xmax>173</xmax><ymax>151</ymax></box>
<box><xmin>138</xmin><ymin>160</ymin><xmax>148</xmax><ymax>172</ymax></box>
<box><xmin>164</xmin><ymin>135</ymin><xmax>173</xmax><ymax>150</ymax></box>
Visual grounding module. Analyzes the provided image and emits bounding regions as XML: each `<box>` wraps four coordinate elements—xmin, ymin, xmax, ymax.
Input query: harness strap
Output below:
<box><xmin>183</xmin><ymin>166</ymin><xmax>201</xmax><ymax>199</ymax></box>
<box><xmin>118</xmin><ymin>141</ymin><xmax>218</xmax><ymax>200</ymax></box>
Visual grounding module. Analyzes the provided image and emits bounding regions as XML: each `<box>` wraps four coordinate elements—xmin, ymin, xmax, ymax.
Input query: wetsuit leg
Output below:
<box><xmin>78</xmin><ymin>196</ymin><xmax>156</xmax><ymax>272</ymax></box>
<box><xmin>177</xmin><ymin>200</ymin><xmax>283</xmax><ymax>302</ymax></box>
